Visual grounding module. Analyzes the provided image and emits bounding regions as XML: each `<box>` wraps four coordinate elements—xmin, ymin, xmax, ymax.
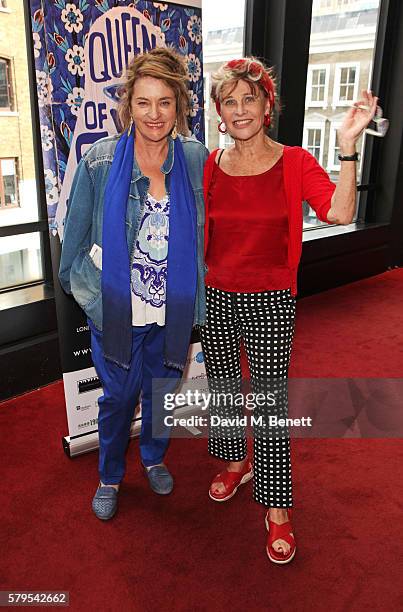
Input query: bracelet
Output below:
<box><xmin>338</xmin><ymin>152</ymin><xmax>360</xmax><ymax>161</ymax></box>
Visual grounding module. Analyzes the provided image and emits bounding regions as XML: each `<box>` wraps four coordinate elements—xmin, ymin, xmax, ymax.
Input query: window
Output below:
<box><xmin>307</xmin><ymin>129</ymin><xmax>322</xmax><ymax>161</ymax></box>
<box><xmin>339</xmin><ymin>66</ymin><xmax>356</xmax><ymax>100</ymax></box>
<box><xmin>333</xmin><ymin>63</ymin><xmax>360</xmax><ymax>107</ymax></box>
<box><xmin>0</xmin><ymin>233</ymin><xmax>43</xmax><ymax>290</ymax></box>
<box><xmin>306</xmin><ymin>64</ymin><xmax>330</xmax><ymax>108</ymax></box>
<box><xmin>328</xmin><ymin>121</ymin><xmax>342</xmax><ymax>172</ymax></box>
<box><xmin>303</xmin><ymin>0</ymin><xmax>381</xmax><ymax>231</ymax></box>
<box><xmin>303</xmin><ymin>116</ymin><xmax>326</xmax><ymax>166</ymax></box>
<box><xmin>311</xmin><ymin>68</ymin><xmax>326</xmax><ymax>103</ymax></box>
<box><xmin>0</xmin><ymin>158</ymin><xmax>19</xmax><ymax>208</ymax></box>
<box><xmin>303</xmin><ymin>116</ymin><xmax>327</xmax><ymax>229</ymax></box>
<box><xmin>0</xmin><ymin>58</ymin><xmax>13</xmax><ymax>110</ymax></box>
<box><xmin>202</xmin><ymin>0</ymin><xmax>245</xmax><ymax>151</ymax></box>
<box><xmin>0</xmin><ymin>0</ymin><xmax>47</xmax><ymax>293</ymax></box>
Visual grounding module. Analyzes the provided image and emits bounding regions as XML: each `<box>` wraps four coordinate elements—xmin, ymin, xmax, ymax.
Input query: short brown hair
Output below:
<box><xmin>118</xmin><ymin>47</ymin><xmax>190</xmax><ymax>135</ymax></box>
<box><xmin>211</xmin><ymin>57</ymin><xmax>279</xmax><ymax>129</ymax></box>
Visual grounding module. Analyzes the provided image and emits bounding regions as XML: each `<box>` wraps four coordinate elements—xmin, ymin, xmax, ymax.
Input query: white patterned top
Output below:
<box><xmin>131</xmin><ymin>193</ymin><xmax>169</xmax><ymax>326</ymax></box>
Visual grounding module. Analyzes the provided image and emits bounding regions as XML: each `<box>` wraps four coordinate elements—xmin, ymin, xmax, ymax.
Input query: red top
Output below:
<box><xmin>206</xmin><ymin>157</ymin><xmax>292</xmax><ymax>292</ymax></box>
<box><xmin>203</xmin><ymin>147</ymin><xmax>336</xmax><ymax>296</ymax></box>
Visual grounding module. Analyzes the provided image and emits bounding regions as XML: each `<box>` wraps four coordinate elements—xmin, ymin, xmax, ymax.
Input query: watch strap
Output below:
<box><xmin>338</xmin><ymin>152</ymin><xmax>359</xmax><ymax>161</ymax></box>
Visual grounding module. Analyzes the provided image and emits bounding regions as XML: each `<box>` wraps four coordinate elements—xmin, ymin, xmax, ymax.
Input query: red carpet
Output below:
<box><xmin>1</xmin><ymin>269</ymin><xmax>403</xmax><ymax>611</ymax></box>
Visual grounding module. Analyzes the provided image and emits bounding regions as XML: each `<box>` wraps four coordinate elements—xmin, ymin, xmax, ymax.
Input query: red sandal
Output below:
<box><xmin>265</xmin><ymin>510</ymin><xmax>296</xmax><ymax>564</ymax></box>
<box><xmin>209</xmin><ymin>459</ymin><xmax>253</xmax><ymax>502</ymax></box>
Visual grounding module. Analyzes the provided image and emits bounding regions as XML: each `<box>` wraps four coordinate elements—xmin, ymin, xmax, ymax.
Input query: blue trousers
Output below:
<box><xmin>89</xmin><ymin>320</ymin><xmax>182</xmax><ymax>485</ymax></box>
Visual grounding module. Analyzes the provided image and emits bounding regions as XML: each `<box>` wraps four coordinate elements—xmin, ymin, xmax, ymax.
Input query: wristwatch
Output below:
<box><xmin>338</xmin><ymin>152</ymin><xmax>360</xmax><ymax>161</ymax></box>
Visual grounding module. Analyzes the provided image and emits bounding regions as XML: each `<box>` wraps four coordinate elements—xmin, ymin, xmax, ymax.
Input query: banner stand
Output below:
<box><xmin>30</xmin><ymin>0</ymin><xmax>206</xmax><ymax>455</ymax></box>
<box><xmin>62</xmin><ymin>403</ymin><xmax>205</xmax><ymax>458</ymax></box>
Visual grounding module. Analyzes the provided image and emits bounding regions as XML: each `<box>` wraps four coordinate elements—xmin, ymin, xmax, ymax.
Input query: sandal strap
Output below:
<box><xmin>267</xmin><ymin>520</ymin><xmax>295</xmax><ymax>546</ymax></box>
<box><xmin>211</xmin><ymin>462</ymin><xmax>252</xmax><ymax>491</ymax></box>
<box><xmin>211</xmin><ymin>470</ymin><xmax>244</xmax><ymax>488</ymax></box>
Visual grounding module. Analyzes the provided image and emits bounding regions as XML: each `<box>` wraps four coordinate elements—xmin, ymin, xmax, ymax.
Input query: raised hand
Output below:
<box><xmin>338</xmin><ymin>89</ymin><xmax>378</xmax><ymax>151</ymax></box>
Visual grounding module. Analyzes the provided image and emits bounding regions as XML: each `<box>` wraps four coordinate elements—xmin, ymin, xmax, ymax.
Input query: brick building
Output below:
<box><xmin>0</xmin><ymin>0</ymin><xmax>40</xmax><ymax>287</ymax></box>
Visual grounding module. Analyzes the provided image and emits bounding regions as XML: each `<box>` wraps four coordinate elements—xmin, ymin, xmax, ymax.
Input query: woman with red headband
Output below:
<box><xmin>200</xmin><ymin>56</ymin><xmax>377</xmax><ymax>563</ymax></box>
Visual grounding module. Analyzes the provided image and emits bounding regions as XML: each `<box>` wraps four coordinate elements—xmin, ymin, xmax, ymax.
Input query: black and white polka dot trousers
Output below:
<box><xmin>199</xmin><ymin>286</ymin><xmax>296</xmax><ymax>508</ymax></box>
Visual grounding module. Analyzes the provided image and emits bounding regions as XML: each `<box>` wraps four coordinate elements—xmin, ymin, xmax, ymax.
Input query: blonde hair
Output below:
<box><xmin>211</xmin><ymin>56</ymin><xmax>279</xmax><ymax>129</ymax></box>
<box><xmin>118</xmin><ymin>47</ymin><xmax>190</xmax><ymax>135</ymax></box>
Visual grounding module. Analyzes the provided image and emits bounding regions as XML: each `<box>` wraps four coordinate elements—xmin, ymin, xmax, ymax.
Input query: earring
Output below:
<box><xmin>171</xmin><ymin>119</ymin><xmax>178</xmax><ymax>140</ymax></box>
<box><xmin>218</xmin><ymin>121</ymin><xmax>227</xmax><ymax>134</ymax></box>
<box><xmin>264</xmin><ymin>113</ymin><xmax>271</xmax><ymax>128</ymax></box>
<box><xmin>127</xmin><ymin>117</ymin><xmax>134</xmax><ymax>136</ymax></box>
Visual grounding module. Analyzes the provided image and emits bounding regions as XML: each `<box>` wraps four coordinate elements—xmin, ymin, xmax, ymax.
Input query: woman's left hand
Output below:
<box><xmin>337</xmin><ymin>89</ymin><xmax>378</xmax><ymax>149</ymax></box>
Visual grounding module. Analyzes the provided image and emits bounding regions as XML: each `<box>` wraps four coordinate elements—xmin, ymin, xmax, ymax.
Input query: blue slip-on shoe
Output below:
<box><xmin>143</xmin><ymin>464</ymin><xmax>173</xmax><ymax>495</ymax></box>
<box><xmin>92</xmin><ymin>484</ymin><xmax>119</xmax><ymax>520</ymax></box>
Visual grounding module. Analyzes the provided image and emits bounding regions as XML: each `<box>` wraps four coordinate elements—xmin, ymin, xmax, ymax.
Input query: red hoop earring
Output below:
<box><xmin>264</xmin><ymin>114</ymin><xmax>271</xmax><ymax>128</ymax></box>
<box><xmin>218</xmin><ymin>121</ymin><xmax>227</xmax><ymax>134</ymax></box>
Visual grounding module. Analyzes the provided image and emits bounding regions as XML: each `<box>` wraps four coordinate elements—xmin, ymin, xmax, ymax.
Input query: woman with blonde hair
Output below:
<box><xmin>201</xmin><ymin>57</ymin><xmax>377</xmax><ymax>562</ymax></box>
<box><xmin>59</xmin><ymin>47</ymin><xmax>208</xmax><ymax>520</ymax></box>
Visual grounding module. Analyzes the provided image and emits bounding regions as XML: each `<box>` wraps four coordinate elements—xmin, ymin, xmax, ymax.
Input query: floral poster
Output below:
<box><xmin>30</xmin><ymin>1</ymin><xmax>204</xmax><ymax>233</ymax></box>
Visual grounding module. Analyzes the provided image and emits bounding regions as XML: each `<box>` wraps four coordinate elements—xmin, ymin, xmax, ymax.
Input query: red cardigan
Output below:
<box><xmin>203</xmin><ymin>146</ymin><xmax>336</xmax><ymax>296</ymax></box>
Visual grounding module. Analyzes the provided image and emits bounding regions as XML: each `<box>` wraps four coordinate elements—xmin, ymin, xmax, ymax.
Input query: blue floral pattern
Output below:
<box><xmin>131</xmin><ymin>194</ymin><xmax>169</xmax><ymax>323</ymax></box>
<box><xmin>30</xmin><ymin>0</ymin><xmax>204</xmax><ymax>230</ymax></box>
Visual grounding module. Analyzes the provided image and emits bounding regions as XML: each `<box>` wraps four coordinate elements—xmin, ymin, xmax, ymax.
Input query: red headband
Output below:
<box><xmin>215</xmin><ymin>58</ymin><xmax>275</xmax><ymax>116</ymax></box>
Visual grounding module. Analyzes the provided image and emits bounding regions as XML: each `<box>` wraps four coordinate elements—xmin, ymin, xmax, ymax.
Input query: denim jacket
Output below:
<box><xmin>58</xmin><ymin>133</ymin><xmax>208</xmax><ymax>330</ymax></box>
